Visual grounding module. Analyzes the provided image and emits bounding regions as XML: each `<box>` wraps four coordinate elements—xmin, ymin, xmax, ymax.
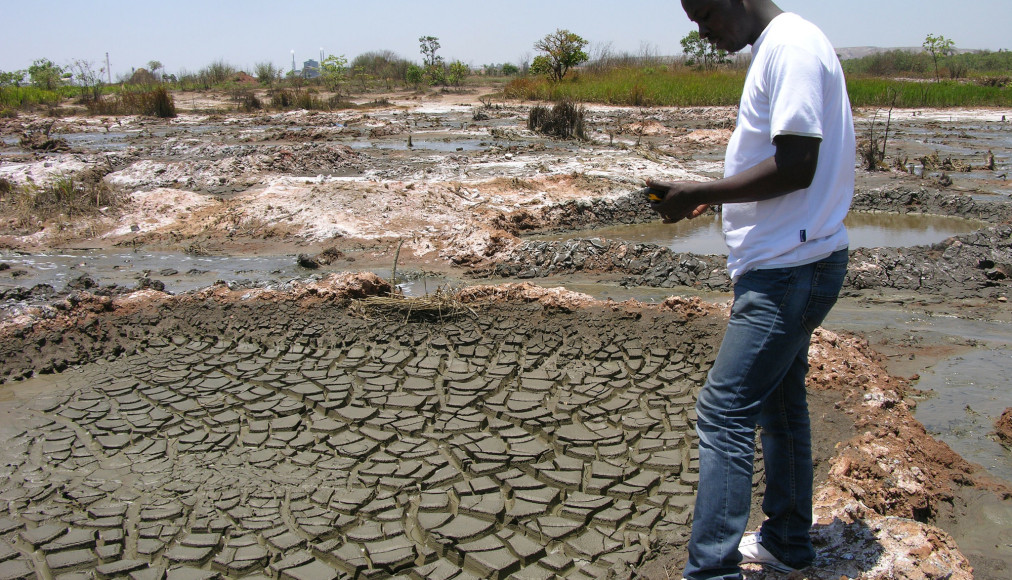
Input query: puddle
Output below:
<box><xmin>0</xmin><ymin>249</ymin><xmax>458</xmax><ymax>300</ymax></box>
<box><xmin>914</xmin><ymin>348</ymin><xmax>1012</xmax><ymax>483</ymax></box>
<box><xmin>0</xmin><ymin>250</ymin><xmax>302</xmax><ymax>294</ymax></box>
<box><xmin>59</xmin><ymin>131</ymin><xmax>133</xmax><ymax>150</ymax></box>
<box><xmin>348</xmin><ymin>139</ymin><xmax>489</xmax><ymax>152</ymax></box>
<box><xmin>532</xmin><ymin>212</ymin><xmax>986</xmax><ymax>255</ymax></box>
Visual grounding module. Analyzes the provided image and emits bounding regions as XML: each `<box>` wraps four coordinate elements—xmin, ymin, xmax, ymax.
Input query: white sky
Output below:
<box><xmin>2</xmin><ymin>0</ymin><xmax>1009</xmax><ymax>78</ymax></box>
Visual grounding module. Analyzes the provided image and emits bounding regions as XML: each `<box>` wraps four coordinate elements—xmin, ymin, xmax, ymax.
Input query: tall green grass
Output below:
<box><xmin>506</xmin><ymin>67</ymin><xmax>746</xmax><ymax>107</ymax></box>
<box><xmin>0</xmin><ymin>86</ymin><xmax>65</xmax><ymax>109</ymax></box>
<box><xmin>504</xmin><ymin>67</ymin><xmax>1012</xmax><ymax>108</ymax></box>
<box><xmin>846</xmin><ymin>78</ymin><xmax>1012</xmax><ymax>108</ymax></box>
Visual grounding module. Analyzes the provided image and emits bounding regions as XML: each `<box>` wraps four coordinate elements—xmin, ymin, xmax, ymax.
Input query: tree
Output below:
<box><xmin>680</xmin><ymin>30</ymin><xmax>730</xmax><ymax>70</ymax></box>
<box><xmin>405</xmin><ymin>64</ymin><xmax>424</xmax><ymax>88</ymax></box>
<box><xmin>530</xmin><ymin>55</ymin><xmax>554</xmax><ymax>78</ymax></box>
<box><xmin>418</xmin><ymin>36</ymin><xmax>447</xmax><ymax>86</ymax></box>
<box><xmin>419</xmin><ymin>36</ymin><xmax>442</xmax><ymax>68</ymax></box>
<box><xmin>320</xmin><ymin>54</ymin><xmax>348</xmax><ymax>92</ymax></box>
<box><xmin>447</xmin><ymin>61</ymin><xmax>469</xmax><ymax>87</ymax></box>
<box><xmin>147</xmin><ymin>60</ymin><xmax>163</xmax><ymax>81</ymax></box>
<box><xmin>533</xmin><ymin>29</ymin><xmax>589</xmax><ymax>82</ymax></box>
<box><xmin>28</xmin><ymin>58</ymin><xmax>64</xmax><ymax>90</ymax></box>
<box><xmin>0</xmin><ymin>70</ymin><xmax>26</xmax><ymax>87</ymax></box>
<box><xmin>923</xmin><ymin>33</ymin><xmax>955</xmax><ymax>82</ymax></box>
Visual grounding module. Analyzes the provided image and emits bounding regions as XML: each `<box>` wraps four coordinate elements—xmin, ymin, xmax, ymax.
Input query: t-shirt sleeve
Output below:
<box><xmin>765</xmin><ymin>43</ymin><xmax>826</xmax><ymax>141</ymax></box>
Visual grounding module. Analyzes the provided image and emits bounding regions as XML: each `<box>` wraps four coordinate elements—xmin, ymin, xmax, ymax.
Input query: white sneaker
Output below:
<box><xmin>738</xmin><ymin>531</ymin><xmax>795</xmax><ymax>573</ymax></box>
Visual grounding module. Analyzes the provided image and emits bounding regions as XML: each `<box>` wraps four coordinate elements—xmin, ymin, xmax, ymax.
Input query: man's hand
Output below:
<box><xmin>645</xmin><ymin>179</ymin><xmax>711</xmax><ymax>224</ymax></box>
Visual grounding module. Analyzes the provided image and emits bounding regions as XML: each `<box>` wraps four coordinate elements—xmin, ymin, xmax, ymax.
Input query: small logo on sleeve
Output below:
<box><xmin>800</xmin><ymin>229</ymin><xmax>807</xmax><ymax>243</ymax></box>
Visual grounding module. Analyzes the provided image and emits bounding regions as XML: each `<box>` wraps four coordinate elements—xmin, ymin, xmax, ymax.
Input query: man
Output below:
<box><xmin>646</xmin><ymin>1</ymin><xmax>854</xmax><ymax>578</ymax></box>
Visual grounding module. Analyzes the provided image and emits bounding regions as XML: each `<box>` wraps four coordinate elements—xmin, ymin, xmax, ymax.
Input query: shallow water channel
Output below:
<box><xmin>911</xmin><ymin>343</ymin><xmax>1012</xmax><ymax>483</ymax></box>
<box><xmin>826</xmin><ymin>303</ymin><xmax>1012</xmax><ymax>484</ymax></box>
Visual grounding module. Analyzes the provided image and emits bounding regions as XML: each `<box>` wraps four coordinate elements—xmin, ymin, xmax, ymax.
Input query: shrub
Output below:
<box><xmin>528</xmin><ymin>100</ymin><xmax>586</xmax><ymax>140</ymax></box>
<box><xmin>270</xmin><ymin>89</ymin><xmax>293</xmax><ymax>109</ymax></box>
<box><xmin>232</xmin><ymin>87</ymin><xmax>262</xmax><ymax>112</ymax></box>
<box><xmin>254</xmin><ymin>61</ymin><xmax>280</xmax><ymax>86</ymax></box>
<box><xmin>86</xmin><ymin>87</ymin><xmax>176</xmax><ymax>117</ymax></box>
<box><xmin>199</xmin><ymin>60</ymin><xmax>237</xmax><ymax>87</ymax></box>
<box><xmin>351</xmin><ymin>51</ymin><xmax>411</xmax><ymax>82</ymax></box>
<box><xmin>269</xmin><ymin>88</ymin><xmax>327</xmax><ymax>111</ymax></box>
<box><xmin>448</xmin><ymin>61</ymin><xmax>470</xmax><ymax>87</ymax></box>
<box><xmin>150</xmin><ymin>86</ymin><xmax>176</xmax><ymax>117</ymax></box>
<box><xmin>293</xmin><ymin>89</ymin><xmax>323</xmax><ymax>110</ymax></box>
<box><xmin>405</xmin><ymin>65</ymin><xmax>424</xmax><ymax>88</ymax></box>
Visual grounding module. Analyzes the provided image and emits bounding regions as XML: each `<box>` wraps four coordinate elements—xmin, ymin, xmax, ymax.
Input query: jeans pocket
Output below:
<box><xmin>801</xmin><ymin>252</ymin><xmax>848</xmax><ymax>332</ymax></box>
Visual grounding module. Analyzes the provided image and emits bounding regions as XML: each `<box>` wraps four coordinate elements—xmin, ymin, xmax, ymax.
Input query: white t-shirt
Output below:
<box><xmin>722</xmin><ymin>12</ymin><xmax>855</xmax><ymax>280</ymax></box>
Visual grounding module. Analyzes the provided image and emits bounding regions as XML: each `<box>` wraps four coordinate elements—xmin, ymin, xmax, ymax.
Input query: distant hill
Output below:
<box><xmin>836</xmin><ymin>46</ymin><xmax>981</xmax><ymax>60</ymax></box>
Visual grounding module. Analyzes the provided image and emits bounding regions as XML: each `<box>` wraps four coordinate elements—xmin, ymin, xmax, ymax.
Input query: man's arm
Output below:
<box><xmin>647</xmin><ymin>134</ymin><xmax>821</xmax><ymax>223</ymax></box>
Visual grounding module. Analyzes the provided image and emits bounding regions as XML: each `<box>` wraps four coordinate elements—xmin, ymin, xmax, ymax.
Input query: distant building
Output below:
<box><xmin>301</xmin><ymin>59</ymin><xmax>320</xmax><ymax>79</ymax></box>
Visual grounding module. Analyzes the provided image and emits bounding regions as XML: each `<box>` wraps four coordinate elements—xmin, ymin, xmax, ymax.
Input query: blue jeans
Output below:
<box><xmin>684</xmin><ymin>249</ymin><xmax>849</xmax><ymax>580</ymax></box>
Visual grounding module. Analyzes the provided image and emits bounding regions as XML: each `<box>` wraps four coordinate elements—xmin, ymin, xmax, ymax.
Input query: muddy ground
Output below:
<box><xmin>0</xmin><ymin>88</ymin><xmax>1011</xmax><ymax>579</ymax></box>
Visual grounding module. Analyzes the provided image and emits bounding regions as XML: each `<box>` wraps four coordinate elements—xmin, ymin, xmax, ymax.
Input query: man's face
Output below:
<box><xmin>681</xmin><ymin>0</ymin><xmax>752</xmax><ymax>53</ymax></box>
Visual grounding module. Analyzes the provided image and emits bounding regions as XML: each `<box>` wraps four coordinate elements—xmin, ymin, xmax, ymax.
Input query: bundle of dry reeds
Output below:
<box><xmin>349</xmin><ymin>291</ymin><xmax>476</xmax><ymax>322</ymax></box>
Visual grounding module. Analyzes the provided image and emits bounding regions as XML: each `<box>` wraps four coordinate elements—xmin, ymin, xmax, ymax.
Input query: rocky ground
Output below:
<box><xmin>0</xmin><ymin>89</ymin><xmax>1011</xmax><ymax>579</ymax></box>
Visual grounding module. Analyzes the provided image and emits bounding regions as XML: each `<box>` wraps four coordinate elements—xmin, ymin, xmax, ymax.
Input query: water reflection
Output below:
<box><xmin>533</xmin><ymin>212</ymin><xmax>986</xmax><ymax>255</ymax></box>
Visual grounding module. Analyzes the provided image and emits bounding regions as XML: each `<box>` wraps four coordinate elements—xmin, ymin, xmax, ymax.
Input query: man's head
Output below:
<box><xmin>680</xmin><ymin>0</ymin><xmax>781</xmax><ymax>53</ymax></box>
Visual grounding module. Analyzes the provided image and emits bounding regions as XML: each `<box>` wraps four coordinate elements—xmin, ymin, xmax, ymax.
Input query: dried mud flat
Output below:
<box><xmin>0</xmin><ymin>90</ymin><xmax>1011</xmax><ymax>579</ymax></box>
<box><xmin>0</xmin><ymin>276</ymin><xmax>995</xmax><ymax>580</ymax></box>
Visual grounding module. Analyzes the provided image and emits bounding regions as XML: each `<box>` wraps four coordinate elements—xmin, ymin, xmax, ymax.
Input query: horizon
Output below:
<box><xmin>2</xmin><ymin>0</ymin><xmax>1009</xmax><ymax>79</ymax></box>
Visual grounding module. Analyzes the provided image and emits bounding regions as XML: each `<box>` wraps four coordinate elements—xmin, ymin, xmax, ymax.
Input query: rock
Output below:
<box><xmin>995</xmin><ymin>408</ymin><xmax>1012</xmax><ymax>447</ymax></box>
<box><xmin>66</xmin><ymin>275</ymin><xmax>99</xmax><ymax>290</ymax></box>
<box><xmin>296</xmin><ymin>254</ymin><xmax>319</xmax><ymax>269</ymax></box>
<box><xmin>297</xmin><ymin>247</ymin><xmax>346</xmax><ymax>270</ymax></box>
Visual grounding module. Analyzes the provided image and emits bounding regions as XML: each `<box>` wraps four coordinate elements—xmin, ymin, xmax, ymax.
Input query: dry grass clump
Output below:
<box><xmin>528</xmin><ymin>100</ymin><xmax>587</xmax><ymax>140</ymax></box>
<box><xmin>350</xmin><ymin>289</ymin><xmax>476</xmax><ymax>322</ymax></box>
<box><xmin>0</xmin><ymin>170</ymin><xmax>119</xmax><ymax>232</ymax></box>
<box><xmin>86</xmin><ymin>86</ymin><xmax>176</xmax><ymax>118</ymax></box>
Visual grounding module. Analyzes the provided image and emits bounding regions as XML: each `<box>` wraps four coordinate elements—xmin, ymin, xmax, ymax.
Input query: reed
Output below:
<box><xmin>846</xmin><ymin>78</ymin><xmax>1012</xmax><ymax>108</ymax></box>
<box><xmin>504</xmin><ymin>66</ymin><xmax>1012</xmax><ymax>108</ymax></box>
<box><xmin>505</xmin><ymin>67</ymin><xmax>746</xmax><ymax>107</ymax></box>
